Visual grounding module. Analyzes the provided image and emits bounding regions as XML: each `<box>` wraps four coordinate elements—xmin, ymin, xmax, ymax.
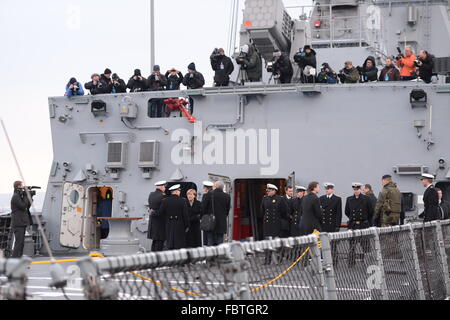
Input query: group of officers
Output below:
<box><xmin>147</xmin><ymin>180</ymin><xmax>231</xmax><ymax>252</ymax></box>
<box><xmin>261</xmin><ymin>173</ymin><xmax>449</xmax><ymax>241</ymax></box>
<box><xmin>144</xmin><ymin>172</ymin><xmax>449</xmax><ymax>253</ymax></box>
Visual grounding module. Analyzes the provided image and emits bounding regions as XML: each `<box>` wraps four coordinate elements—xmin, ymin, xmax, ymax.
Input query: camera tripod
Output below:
<box><xmin>236</xmin><ymin>67</ymin><xmax>249</xmax><ymax>85</ymax></box>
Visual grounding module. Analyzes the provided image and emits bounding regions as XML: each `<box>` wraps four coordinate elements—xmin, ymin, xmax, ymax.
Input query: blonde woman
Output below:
<box><xmin>186</xmin><ymin>189</ymin><xmax>202</xmax><ymax>248</ymax></box>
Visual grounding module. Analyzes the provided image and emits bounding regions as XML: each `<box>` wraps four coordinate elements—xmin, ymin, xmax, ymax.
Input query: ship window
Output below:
<box><xmin>148</xmin><ymin>99</ymin><xmax>167</xmax><ymax>118</ymax></box>
<box><xmin>69</xmin><ymin>190</ymin><xmax>80</xmax><ymax>206</ymax></box>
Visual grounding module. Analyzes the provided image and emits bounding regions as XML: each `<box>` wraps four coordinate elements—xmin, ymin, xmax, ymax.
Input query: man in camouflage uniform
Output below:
<box><xmin>374</xmin><ymin>175</ymin><xmax>403</xmax><ymax>260</ymax></box>
<box><xmin>374</xmin><ymin>175</ymin><xmax>402</xmax><ymax>227</ymax></box>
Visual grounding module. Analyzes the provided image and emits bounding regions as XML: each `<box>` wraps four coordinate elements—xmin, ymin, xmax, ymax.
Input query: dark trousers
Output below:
<box><xmin>151</xmin><ymin>240</ymin><xmax>165</xmax><ymax>252</ymax></box>
<box><xmin>12</xmin><ymin>227</ymin><xmax>26</xmax><ymax>258</ymax></box>
<box><xmin>188</xmin><ymin>97</ymin><xmax>194</xmax><ymax>115</ymax></box>
<box><xmin>149</xmin><ymin>99</ymin><xmax>166</xmax><ymax>118</ymax></box>
<box><xmin>205</xmin><ymin>232</ymin><xmax>224</xmax><ymax>246</ymax></box>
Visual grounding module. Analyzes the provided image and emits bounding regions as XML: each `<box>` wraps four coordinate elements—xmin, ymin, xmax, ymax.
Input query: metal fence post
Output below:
<box><xmin>373</xmin><ymin>229</ymin><xmax>388</xmax><ymax>300</ymax></box>
<box><xmin>434</xmin><ymin>221</ymin><xmax>450</xmax><ymax>297</ymax></box>
<box><xmin>77</xmin><ymin>257</ymin><xmax>119</xmax><ymax>300</ymax></box>
<box><xmin>0</xmin><ymin>257</ymin><xmax>31</xmax><ymax>300</ymax></box>
<box><xmin>408</xmin><ymin>224</ymin><xmax>426</xmax><ymax>300</ymax></box>
<box><xmin>319</xmin><ymin>233</ymin><xmax>337</xmax><ymax>300</ymax></box>
<box><xmin>221</xmin><ymin>242</ymin><xmax>250</xmax><ymax>300</ymax></box>
<box><xmin>308</xmin><ymin>236</ymin><xmax>327</xmax><ymax>300</ymax></box>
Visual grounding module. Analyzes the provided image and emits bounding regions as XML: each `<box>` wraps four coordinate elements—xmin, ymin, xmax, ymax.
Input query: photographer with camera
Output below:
<box><xmin>10</xmin><ymin>181</ymin><xmax>33</xmax><ymax>258</ymax></box>
<box><xmin>396</xmin><ymin>46</ymin><xmax>417</xmax><ymax>81</ymax></box>
<box><xmin>111</xmin><ymin>73</ymin><xmax>127</xmax><ymax>93</ymax></box>
<box><xmin>165</xmin><ymin>68</ymin><xmax>184</xmax><ymax>90</ymax></box>
<box><xmin>416</xmin><ymin>50</ymin><xmax>435</xmax><ymax>84</ymax></box>
<box><xmin>235</xmin><ymin>44</ymin><xmax>262</xmax><ymax>83</ymax></box>
<box><xmin>293</xmin><ymin>45</ymin><xmax>317</xmax><ymax>83</ymax></box>
<box><xmin>268</xmin><ymin>49</ymin><xmax>293</xmax><ymax>84</ymax></box>
<box><xmin>127</xmin><ymin>69</ymin><xmax>149</xmax><ymax>92</ymax></box>
<box><xmin>148</xmin><ymin>65</ymin><xmax>168</xmax><ymax>91</ymax></box>
<box><xmin>182</xmin><ymin>63</ymin><xmax>205</xmax><ymax>114</ymax></box>
<box><xmin>100</xmin><ymin>68</ymin><xmax>114</xmax><ymax>93</ymax></box>
<box><xmin>210</xmin><ymin>48</ymin><xmax>234</xmax><ymax>87</ymax></box>
<box><xmin>356</xmin><ymin>56</ymin><xmax>378</xmax><ymax>82</ymax></box>
<box><xmin>65</xmin><ymin>77</ymin><xmax>84</xmax><ymax>97</ymax></box>
<box><xmin>338</xmin><ymin>61</ymin><xmax>360</xmax><ymax>84</ymax></box>
<box><xmin>317</xmin><ymin>63</ymin><xmax>338</xmax><ymax>84</ymax></box>
<box><xmin>85</xmin><ymin>73</ymin><xmax>109</xmax><ymax>95</ymax></box>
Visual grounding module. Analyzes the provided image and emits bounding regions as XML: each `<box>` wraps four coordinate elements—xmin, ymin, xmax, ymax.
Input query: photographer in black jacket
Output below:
<box><xmin>10</xmin><ymin>181</ymin><xmax>33</xmax><ymax>258</ymax></box>
<box><xmin>416</xmin><ymin>50</ymin><xmax>435</xmax><ymax>84</ymax></box>
<box><xmin>210</xmin><ymin>48</ymin><xmax>234</xmax><ymax>87</ymax></box>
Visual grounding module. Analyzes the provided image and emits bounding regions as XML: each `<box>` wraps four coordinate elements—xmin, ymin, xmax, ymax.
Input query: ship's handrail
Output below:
<box><xmin>49</xmin><ymin>82</ymin><xmax>450</xmax><ymax>101</ymax></box>
<box><xmin>75</xmin><ymin>220</ymin><xmax>450</xmax><ymax>300</ymax></box>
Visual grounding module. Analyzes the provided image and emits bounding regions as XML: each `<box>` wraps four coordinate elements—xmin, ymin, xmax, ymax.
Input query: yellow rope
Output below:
<box><xmin>250</xmin><ymin>247</ymin><xmax>310</xmax><ymax>293</ymax></box>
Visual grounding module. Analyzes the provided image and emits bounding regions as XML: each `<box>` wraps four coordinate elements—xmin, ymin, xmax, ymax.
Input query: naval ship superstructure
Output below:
<box><xmin>41</xmin><ymin>0</ymin><xmax>450</xmax><ymax>255</ymax></box>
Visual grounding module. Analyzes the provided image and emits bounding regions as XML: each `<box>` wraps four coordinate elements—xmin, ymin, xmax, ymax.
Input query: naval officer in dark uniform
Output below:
<box><xmin>159</xmin><ymin>184</ymin><xmax>189</xmax><ymax>250</ymax></box>
<box><xmin>319</xmin><ymin>183</ymin><xmax>342</xmax><ymax>233</ymax></box>
<box><xmin>419</xmin><ymin>174</ymin><xmax>440</xmax><ymax>222</ymax></box>
<box><xmin>260</xmin><ymin>184</ymin><xmax>289</xmax><ymax>239</ymax></box>
<box><xmin>345</xmin><ymin>183</ymin><xmax>374</xmax><ymax>266</ymax></box>
<box><xmin>147</xmin><ymin>181</ymin><xmax>167</xmax><ymax>252</ymax></box>
<box><xmin>289</xmin><ymin>186</ymin><xmax>307</xmax><ymax>237</ymax></box>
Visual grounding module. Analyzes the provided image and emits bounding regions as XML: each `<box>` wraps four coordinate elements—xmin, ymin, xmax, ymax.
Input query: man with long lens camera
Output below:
<box><xmin>235</xmin><ymin>44</ymin><xmax>262</xmax><ymax>83</ymax></box>
<box><xmin>10</xmin><ymin>181</ymin><xmax>34</xmax><ymax>258</ymax></box>
<box><xmin>268</xmin><ymin>49</ymin><xmax>293</xmax><ymax>84</ymax></box>
<box><xmin>294</xmin><ymin>45</ymin><xmax>317</xmax><ymax>83</ymax></box>
<box><xmin>210</xmin><ymin>48</ymin><xmax>234</xmax><ymax>87</ymax></box>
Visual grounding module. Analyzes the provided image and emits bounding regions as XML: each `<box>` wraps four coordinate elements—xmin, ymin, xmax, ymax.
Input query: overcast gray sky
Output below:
<box><xmin>0</xmin><ymin>0</ymin><xmax>310</xmax><ymax>194</ymax></box>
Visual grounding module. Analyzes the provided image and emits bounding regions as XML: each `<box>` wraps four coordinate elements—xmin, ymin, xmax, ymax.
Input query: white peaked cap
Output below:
<box><xmin>155</xmin><ymin>181</ymin><xmax>167</xmax><ymax>186</ymax></box>
<box><xmin>324</xmin><ymin>183</ymin><xmax>335</xmax><ymax>188</ymax></box>
<box><xmin>296</xmin><ymin>186</ymin><xmax>307</xmax><ymax>191</ymax></box>
<box><xmin>421</xmin><ymin>173</ymin><xmax>435</xmax><ymax>180</ymax></box>
<box><xmin>169</xmin><ymin>184</ymin><xmax>181</xmax><ymax>191</ymax></box>
<box><xmin>203</xmin><ymin>181</ymin><xmax>214</xmax><ymax>187</ymax></box>
<box><xmin>267</xmin><ymin>184</ymin><xmax>278</xmax><ymax>191</ymax></box>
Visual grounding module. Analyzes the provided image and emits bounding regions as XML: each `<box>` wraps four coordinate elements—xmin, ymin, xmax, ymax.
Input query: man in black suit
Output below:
<box><xmin>10</xmin><ymin>181</ymin><xmax>32</xmax><ymax>258</ymax></box>
<box><xmin>159</xmin><ymin>184</ymin><xmax>190</xmax><ymax>250</ymax></box>
<box><xmin>419</xmin><ymin>174</ymin><xmax>440</xmax><ymax>222</ymax></box>
<box><xmin>280</xmin><ymin>187</ymin><xmax>294</xmax><ymax>238</ymax></box>
<box><xmin>436</xmin><ymin>188</ymin><xmax>450</xmax><ymax>220</ymax></box>
<box><xmin>300</xmin><ymin>182</ymin><xmax>322</xmax><ymax>235</ymax></box>
<box><xmin>202</xmin><ymin>181</ymin><xmax>231</xmax><ymax>246</ymax></box>
<box><xmin>319</xmin><ymin>183</ymin><xmax>342</xmax><ymax>233</ymax></box>
<box><xmin>147</xmin><ymin>181</ymin><xmax>167</xmax><ymax>252</ymax></box>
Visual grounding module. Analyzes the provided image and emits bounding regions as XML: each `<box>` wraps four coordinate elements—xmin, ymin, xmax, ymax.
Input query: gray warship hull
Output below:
<box><xmin>44</xmin><ymin>82</ymin><xmax>450</xmax><ymax>253</ymax></box>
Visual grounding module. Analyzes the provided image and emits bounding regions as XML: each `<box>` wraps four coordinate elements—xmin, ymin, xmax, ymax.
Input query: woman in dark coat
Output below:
<box><xmin>186</xmin><ymin>189</ymin><xmax>202</xmax><ymax>248</ymax></box>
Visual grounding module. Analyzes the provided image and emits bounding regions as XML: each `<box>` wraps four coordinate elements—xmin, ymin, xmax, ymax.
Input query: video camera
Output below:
<box><xmin>396</xmin><ymin>47</ymin><xmax>404</xmax><ymax>60</ymax></box>
<box><xmin>236</xmin><ymin>51</ymin><xmax>248</xmax><ymax>66</ymax></box>
<box><xmin>293</xmin><ymin>51</ymin><xmax>306</xmax><ymax>64</ymax></box>
<box><xmin>26</xmin><ymin>186</ymin><xmax>41</xmax><ymax>197</ymax></box>
<box><xmin>266</xmin><ymin>61</ymin><xmax>275</xmax><ymax>73</ymax></box>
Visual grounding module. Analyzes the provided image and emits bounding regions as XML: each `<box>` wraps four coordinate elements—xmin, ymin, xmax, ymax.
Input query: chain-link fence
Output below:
<box><xmin>76</xmin><ymin>221</ymin><xmax>450</xmax><ymax>301</ymax></box>
<box><xmin>1</xmin><ymin>221</ymin><xmax>447</xmax><ymax>300</ymax></box>
<box><xmin>241</xmin><ymin>235</ymin><xmax>325</xmax><ymax>300</ymax></box>
<box><xmin>77</xmin><ymin>244</ymin><xmax>248</xmax><ymax>300</ymax></box>
<box><xmin>0</xmin><ymin>257</ymin><xmax>30</xmax><ymax>300</ymax></box>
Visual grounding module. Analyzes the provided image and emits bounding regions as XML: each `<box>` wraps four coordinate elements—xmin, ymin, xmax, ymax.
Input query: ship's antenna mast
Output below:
<box><xmin>150</xmin><ymin>0</ymin><xmax>155</xmax><ymax>69</ymax></box>
<box><xmin>227</xmin><ymin>0</ymin><xmax>240</xmax><ymax>56</ymax></box>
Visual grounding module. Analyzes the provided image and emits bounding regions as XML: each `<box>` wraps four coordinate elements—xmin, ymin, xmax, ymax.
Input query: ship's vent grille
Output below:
<box><xmin>108</xmin><ymin>143</ymin><xmax>123</xmax><ymax>163</ymax></box>
<box><xmin>395</xmin><ymin>165</ymin><xmax>426</xmax><ymax>175</ymax></box>
<box><xmin>139</xmin><ymin>141</ymin><xmax>159</xmax><ymax>168</ymax></box>
<box><xmin>107</xmin><ymin>142</ymin><xmax>127</xmax><ymax>168</ymax></box>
